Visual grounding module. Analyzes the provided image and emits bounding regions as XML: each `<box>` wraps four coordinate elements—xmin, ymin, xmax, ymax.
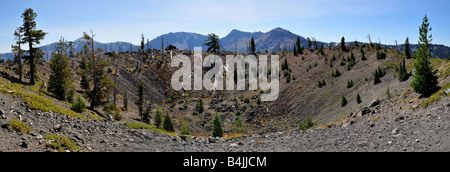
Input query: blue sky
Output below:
<box><xmin>1</xmin><ymin>0</ymin><xmax>449</xmax><ymax>53</ymax></box>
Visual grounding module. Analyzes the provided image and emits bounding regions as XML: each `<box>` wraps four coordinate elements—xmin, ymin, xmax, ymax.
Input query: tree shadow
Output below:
<box><xmin>418</xmin><ymin>86</ymin><xmax>441</xmax><ymax>98</ymax></box>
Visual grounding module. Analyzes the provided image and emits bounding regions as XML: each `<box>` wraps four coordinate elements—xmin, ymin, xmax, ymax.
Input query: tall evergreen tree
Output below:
<box><xmin>204</xmin><ymin>33</ymin><xmax>220</xmax><ymax>54</ymax></box>
<box><xmin>340</xmin><ymin>36</ymin><xmax>347</xmax><ymax>51</ymax></box>
<box><xmin>296</xmin><ymin>37</ymin><xmax>303</xmax><ymax>54</ymax></box>
<box><xmin>411</xmin><ymin>14</ymin><xmax>438</xmax><ymax>96</ymax></box>
<box><xmin>293</xmin><ymin>45</ymin><xmax>298</xmax><ymax>56</ymax></box>
<box><xmin>341</xmin><ymin>95</ymin><xmax>348</xmax><ymax>107</ymax></box>
<box><xmin>404</xmin><ymin>37</ymin><xmax>411</xmax><ymax>59</ymax></box>
<box><xmin>20</xmin><ymin>8</ymin><xmax>47</xmax><ymax>85</ymax></box>
<box><xmin>136</xmin><ymin>80</ymin><xmax>146</xmax><ymax>121</ymax></box>
<box><xmin>163</xmin><ymin>113</ymin><xmax>175</xmax><ymax>132</ymax></box>
<box><xmin>232</xmin><ymin>116</ymin><xmax>244</xmax><ymax>134</ymax></box>
<box><xmin>154</xmin><ymin>107</ymin><xmax>162</xmax><ymax>128</ymax></box>
<box><xmin>250</xmin><ymin>36</ymin><xmax>256</xmax><ymax>55</ymax></box>
<box><xmin>307</xmin><ymin>37</ymin><xmax>312</xmax><ymax>50</ymax></box>
<box><xmin>48</xmin><ymin>37</ymin><xmax>75</xmax><ymax>102</ymax></box>
<box><xmin>195</xmin><ymin>98</ymin><xmax>204</xmax><ymax>114</ymax></box>
<box><xmin>356</xmin><ymin>93</ymin><xmax>362</xmax><ymax>104</ymax></box>
<box><xmin>77</xmin><ymin>55</ymin><xmax>90</xmax><ymax>92</ymax></box>
<box><xmin>12</xmin><ymin>28</ymin><xmax>23</xmax><ymax>83</ymax></box>
<box><xmin>83</xmin><ymin>31</ymin><xmax>115</xmax><ymax>109</ymax></box>
<box><xmin>212</xmin><ymin>114</ymin><xmax>224</xmax><ymax>137</ymax></box>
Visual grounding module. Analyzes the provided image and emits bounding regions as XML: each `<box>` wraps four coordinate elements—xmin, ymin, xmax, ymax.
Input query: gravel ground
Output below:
<box><xmin>1</xmin><ymin>93</ymin><xmax>449</xmax><ymax>152</ymax></box>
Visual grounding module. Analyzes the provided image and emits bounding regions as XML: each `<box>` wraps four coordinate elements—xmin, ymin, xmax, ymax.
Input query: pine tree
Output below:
<box><xmin>404</xmin><ymin>37</ymin><xmax>411</xmax><ymax>59</ymax></box>
<box><xmin>136</xmin><ymin>80</ymin><xmax>145</xmax><ymax>118</ymax></box>
<box><xmin>397</xmin><ymin>57</ymin><xmax>410</xmax><ymax>81</ymax></box>
<box><xmin>163</xmin><ymin>113</ymin><xmax>174</xmax><ymax>132</ymax></box>
<box><xmin>284</xmin><ymin>58</ymin><xmax>289</xmax><ymax>70</ymax></box>
<box><xmin>313</xmin><ymin>37</ymin><xmax>318</xmax><ymax>50</ymax></box>
<box><xmin>195</xmin><ymin>98</ymin><xmax>204</xmax><ymax>114</ymax></box>
<box><xmin>48</xmin><ymin>37</ymin><xmax>75</xmax><ymax>102</ymax></box>
<box><xmin>180</xmin><ymin>119</ymin><xmax>191</xmax><ymax>135</ymax></box>
<box><xmin>20</xmin><ymin>8</ymin><xmax>47</xmax><ymax>85</ymax></box>
<box><xmin>341</xmin><ymin>95</ymin><xmax>348</xmax><ymax>107</ymax></box>
<box><xmin>341</xmin><ymin>37</ymin><xmax>347</xmax><ymax>51</ymax></box>
<box><xmin>319</xmin><ymin>44</ymin><xmax>324</xmax><ymax>55</ymax></box>
<box><xmin>411</xmin><ymin>14</ymin><xmax>438</xmax><ymax>96</ymax></box>
<box><xmin>12</xmin><ymin>28</ymin><xmax>23</xmax><ymax>83</ymax></box>
<box><xmin>212</xmin><ymin>114</ymin><xmax>224</xmax><ymax>137</ymax></box>
<box><xmin>154</xmin><ymin>107</ymin><xmax>162</xmax><ymax>128</ymax></box>
<box><xmin>204</xmin><ymin>33</ymin><xmax>220</xmax><ymax>54</ymax></box>
<box><xmin>296</xmin><ymin>37</ymin><xmax>303</xmax><ymax>54</ymax></box>
<box><xmin>356</xmin><ymin>93</ymin><xmax>362</xmax><ymax>104</ymax></box>
<box><xmin>307</xmin><ymin>37</ymin><xmax>312</xmax><ymax>50</ymax></box>
<box><xmin>232</xmin><ymin>116</ymin><xmax>244</xmax><ymax>134</ymax></box>
<box><xmin>360</xmin><ymin>47</ymin><xmax>367</xmax><ymax>61</ymax></box>
<box><xmin>250</xmin><ymin>36</ymin><xmax>256</xmax><ymax>55</ymax></box>
<box><xmin>135</xmin><ymin>80</ymin><xmax>151</xmax><ymax>123</ymax></box>
<box><xmin>83</xmin><ymin>31</ymin><xmax>115</xmax><ymax>109</ymax></box>
<box><xmin>78</xmin><ymin>55</ymin><xmax>90</xmax><ymax>92</ymax></box>
<box><xmin>293</xmin><ymin>45</ymin><xmax>298</xmax><ymax>56</ymax></box>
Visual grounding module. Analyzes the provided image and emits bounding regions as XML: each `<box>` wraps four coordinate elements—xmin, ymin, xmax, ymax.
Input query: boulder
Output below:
<box><xmin>357</xmin><ymin>107</ymin><xmax>372</xmax><ymax>118</ymax></box>
<box><xmin>370</xmin><ymin>99</ymin><xmax>380</xmax><ymax>107</ymax></box>
<box><xmin>53</xmin><ymin>124</ymin><xmax>62</xmax><ymax>132</ymax></box>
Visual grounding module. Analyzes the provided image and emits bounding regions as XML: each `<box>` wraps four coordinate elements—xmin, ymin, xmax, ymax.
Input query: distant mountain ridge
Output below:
<box><xmin>1</xmin><ymin>27</ymin><xmax>449</xmax><ymax>60</ymax></box>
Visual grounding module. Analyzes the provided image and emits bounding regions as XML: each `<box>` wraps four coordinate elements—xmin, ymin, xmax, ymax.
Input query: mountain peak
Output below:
<box><xmin>270</xmin><ymin>27</ymin><xmax>290</xmax><ymax>33</ymax></box>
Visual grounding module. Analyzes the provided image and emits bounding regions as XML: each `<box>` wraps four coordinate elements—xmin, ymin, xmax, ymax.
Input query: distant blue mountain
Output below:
<box><xmin>147</xmin><ymin>32</ymin><xmax>208</xmax><ymax>51</ymax></box>
<box><xmin>1</xmin><ymin>27</ymin><xmax>449</xmax><ymax>60</ymax></box>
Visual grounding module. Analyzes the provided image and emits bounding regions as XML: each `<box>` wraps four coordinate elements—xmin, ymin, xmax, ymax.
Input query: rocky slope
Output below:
<box><xmin>1</xmin><ymin>87</ymin><xmax>448</xmax><ymax>152</ymax></box>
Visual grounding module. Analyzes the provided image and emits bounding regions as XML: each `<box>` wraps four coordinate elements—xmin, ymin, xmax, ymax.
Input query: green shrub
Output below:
<box><xmin>298</xmin><ymin>116</ymin><xmax>315</xmax><ymax>130</ymax></box>
<box><xmin>45</xmin><ymin>133</ymin><xmax>81</xmax><ymax>152</ymax></box>
<box><xmin>232</xmin><ymin>116</ymin><xmax>244</xmax><ymax>134</ymax></box>
<box><xmin>9</xmin><ymin>119</ymin><xmax>31</xmax><ymax>135</ymax></box>
<box><xmin>180</xmin><ymin>120</ymin><xmax>191</xmax><ymax>135</ymax></box>
<box><xmin>70</xmin><ymin>96</ymin><xmax>86</xmax><ymax>113</ymax></box>
<box><xmin>244</xmin><ymin>97</ymin><xmax>250</xmax><ymax>103</ymax></box>
<box><xmin>347</xmin><ymin>80</ymin><xmax>354</xmax><ymax>88</ymax></box>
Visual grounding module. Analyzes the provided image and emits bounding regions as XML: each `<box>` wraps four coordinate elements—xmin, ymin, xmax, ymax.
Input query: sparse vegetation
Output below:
<box><xmin>318</xmin><ymin>79</ymin><xmax>326</xmax><ymax>88</ymax></box>
<box><xmin>8</xmin><ymin>119</ymin><xmax>31</xmax><ymax>135</ymax></box>
<box><xmin>376</xmin><ymin>50</ymin><xmax>386</xmax><ymax>60</ymax></box>
<box><xmin>373</xmin><ymin>66</ymin><xmax>386</xmax><ymax>85</ymax></box>
<box><xmin>332</xmin><ymin>69</ymin><xmax>341</xmax><ymax>78</ymax></box>
<box><xmin>180</xmin><ymin>119</ymin><xmax>191</xmax><ymax>135</ymax></box>
<box><xmin>45</xmin><ymin>133</ymin><xmax>81</xmax><ymax>152</ymax></box>
<box><xmin>347</xmin><ymin>80</ymin><xmax>354</xmax><ymax>88</ymax></box>
<box><xmin>298</xmin><ymin>115</ymin><xmax>315</xmax><ymax>130</ymax></box>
